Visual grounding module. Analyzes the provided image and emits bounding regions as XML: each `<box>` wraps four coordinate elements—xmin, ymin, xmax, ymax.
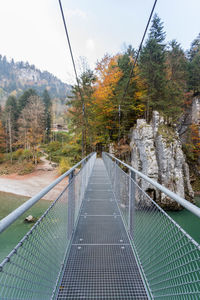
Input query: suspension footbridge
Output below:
<box><xmin>0</xmin><ymin>153</ymin><xmax>200</xmax><ymax>299</ymax></box>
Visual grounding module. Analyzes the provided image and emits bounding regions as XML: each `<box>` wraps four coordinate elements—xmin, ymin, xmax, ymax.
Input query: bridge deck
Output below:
<box><xmin>57</xmin><ymin>159</ymin><xmax>148</xmax><ymax>299</ymax></box>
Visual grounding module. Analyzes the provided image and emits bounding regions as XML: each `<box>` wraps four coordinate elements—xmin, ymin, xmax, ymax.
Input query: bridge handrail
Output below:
<box><xmin>0</xmin><ymin>152</ymin><xmax>95</xmax><ymax>234</ymax></box>
<box><xmin>104</xmin><ymin>152</ymin><xmax>200</xmax><ymax>218</ymax></box>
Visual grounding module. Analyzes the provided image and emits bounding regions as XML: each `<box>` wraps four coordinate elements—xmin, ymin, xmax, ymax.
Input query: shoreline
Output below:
<box><xmin>0</xmin><ymin>169</ymin><xmax>67</xmax><ymax>201</ymax></box>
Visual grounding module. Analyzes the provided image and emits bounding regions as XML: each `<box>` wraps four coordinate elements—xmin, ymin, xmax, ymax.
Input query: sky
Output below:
<box><xmin>0</xmin><ymin>0</ymin><xmax>200</xmax><ymax>84</ymax></box>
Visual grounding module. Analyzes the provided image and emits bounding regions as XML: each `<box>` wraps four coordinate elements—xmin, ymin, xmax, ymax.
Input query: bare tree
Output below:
<box><xmin>18</xmin><ymin>95</ymin><xmax>45</xmax><ymax>164</ymax></box>
<box><xmin>4</xmin><ymin>108</ymin><xmax>15</xmax><ymax>163</ymax></box>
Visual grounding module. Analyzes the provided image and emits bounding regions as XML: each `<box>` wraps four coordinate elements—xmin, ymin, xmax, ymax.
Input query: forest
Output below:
<box><xmin>0</xmin><ymin>14</ymin><xmax>199</xmax><ymax>176</ymax></box>
<box><xmin>68</xmin><ymin>14</ymin><xmax>200</xmax><ymax>163</ymax></box>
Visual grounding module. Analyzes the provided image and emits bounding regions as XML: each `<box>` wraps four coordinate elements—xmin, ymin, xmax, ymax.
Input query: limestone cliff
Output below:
<box><xmin>130</xmin><ymin>111</ymin><xmax>194</xmax><ymax>210</ymax></box>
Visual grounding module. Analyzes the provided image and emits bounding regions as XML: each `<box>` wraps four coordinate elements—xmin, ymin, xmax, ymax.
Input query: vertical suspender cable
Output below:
<box><xmin>118</xmin><ymin>0</ymin><xmax>158</xmax><ymax>142</ymax></box>
<box><xmin>58</xmin><ymin>0</ymin><xmax>85</xmax><ymax>158</ymax></box>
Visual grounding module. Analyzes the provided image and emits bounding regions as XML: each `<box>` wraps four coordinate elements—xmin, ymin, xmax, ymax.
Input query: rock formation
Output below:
<box><xmin>130</xmin><ymin>111</ymin><xmax>194</xmax><ymax>210</ymax></box>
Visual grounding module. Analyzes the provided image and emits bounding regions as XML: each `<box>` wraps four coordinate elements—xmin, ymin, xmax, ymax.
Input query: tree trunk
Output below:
<box><xmin>8</xmin><ymin>113</ymin><xmax>13</xmax><ymax>164</ymax></box>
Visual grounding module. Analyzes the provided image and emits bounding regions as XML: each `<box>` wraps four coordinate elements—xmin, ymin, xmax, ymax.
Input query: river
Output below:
<box><xmin>168</xmin><ymin>195</ymin><xmax>200</xmax><ymax>244</ymax></box>
<box><xmin>0</xmin><ymin>192</ymin><xmax>200</xmax><ymax>263</ymax></box>
<box><xmin>0</xmin><ymin>191</ymin><xmax>51</xmax><ymax>262</ymax></box>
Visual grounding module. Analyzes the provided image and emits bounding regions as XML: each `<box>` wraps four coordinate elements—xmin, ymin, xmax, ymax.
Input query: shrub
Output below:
<box><xmin>0</xmin><ymin>153</ymin><xmax>4</xmax><ymax>163</ymax></box>
<box><xmin>12</xmin><ymin>149</ymin><xmax>24</xmax><ymax>161</ymax></box>
<box><xmin>22</xmin><ymin>149</ymin><xmax>33</xmax><ymax>161</ymax></box>
<box><xmin>16</xmin><ymin>149</ymin><xmax>24</xmax><ymax>158</ymax></box>
<box><xmin>59</xmin><ymin>157</ymin><xmax>71</xmax><ymax>175</ymax></box>
<box><xmin>47</xmin><ymin>141</ymin><xmax>61</xmax><ymax>153</ymax></box>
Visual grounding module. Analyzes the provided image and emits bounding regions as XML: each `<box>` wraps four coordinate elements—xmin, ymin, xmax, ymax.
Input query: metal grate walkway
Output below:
<box><xmin>57</xmin><ymin>159</ymin><xmax>148</xmax><ymax>299</ymax></box>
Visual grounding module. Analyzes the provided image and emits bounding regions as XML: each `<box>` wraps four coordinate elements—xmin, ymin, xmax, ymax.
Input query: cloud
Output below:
<box><xmin>66</xmin><ymin>9</ymin><xmax>87</xmax><ymax>19</ymax></box>
<box><xmin>86</xmin><ymin>39</ymin><xmax>95</xmax><ymax>52</ymax></box>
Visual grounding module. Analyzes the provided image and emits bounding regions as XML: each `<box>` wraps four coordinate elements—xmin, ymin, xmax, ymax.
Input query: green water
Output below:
<box><xmin>1</xmin><ymin>192</ymin><xmax>200</xmax><ymax>264</ymax></box>
<box><xmin>168</xmin><ymin>196</ymin><xmax>200</xmax><ymax>244</ymax></box>
<box><xmin>0</xmin><ymin>191</ymin><xmax>51</xmax><ymax>262</ymax></box>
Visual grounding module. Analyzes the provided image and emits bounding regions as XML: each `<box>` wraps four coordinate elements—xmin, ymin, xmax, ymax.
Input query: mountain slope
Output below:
<box><xmin>0</xmin><ymin>55</ymin><xmax>71</xmax><ymax>105</ymax></box>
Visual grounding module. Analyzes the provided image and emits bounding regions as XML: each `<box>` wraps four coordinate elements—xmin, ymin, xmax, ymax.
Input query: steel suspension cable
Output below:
<box><xmin>118</xmin><ymin>0</ymin><xmax>158</xmax><ymax>142</ymax></box>
<box><xmin>58</xmin><ymin>0</ymin><xmax>85</xmax><ymax>157</ymax></box>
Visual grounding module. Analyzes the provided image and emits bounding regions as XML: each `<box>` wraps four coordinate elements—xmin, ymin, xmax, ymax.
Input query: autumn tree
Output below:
<box><xmin>92</xmin><ymin>54</ymin><xmax>122</xmax><ymax>145</ymax></box>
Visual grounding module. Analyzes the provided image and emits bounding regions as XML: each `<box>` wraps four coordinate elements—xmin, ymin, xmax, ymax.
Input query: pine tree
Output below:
<box><xmin>116</xmin><ymin>46</ymin><xmax>144</xmax><ymax>136</ymax></box>
<box><xmin>5</xmin><ymin>95</ymin><xmax>18</xmax><ymax>131</ymax></box>
<box><xmin>0</xmin><ymin>120</ymin><xmax>6</xmax><ymax>153</ymax></box>
<box><xmin>68</xmin><ymin>68</ymin><xmax>96</xmax><ymax>155</ymax></box>
<box><xmin>165</xmin><ymin>40</ymin><xmax>187</xmax><ymax>119</ymax></box>
<box><xmin>18</xmin><ymin>89</ymin><xmax>37</xmax><ymax>113</ymax></box>
<box><xmin>187</xmin><ymin>33</ymin><xmax>200</xmax><ymax>94</ymax></box>
<box><xmin>4</xmin><ymin>96</ymin><xmax>18</xmax><ymax>161</ymax></box>
<box><xmin>139</xmin><ymin>14</ymin><xmax>167</xmax><ymax>120</ymax></box>
<box><xmin>42</xmin><ymin>89</ymin><xmax>52</xmax><ymax>142</ymax></box>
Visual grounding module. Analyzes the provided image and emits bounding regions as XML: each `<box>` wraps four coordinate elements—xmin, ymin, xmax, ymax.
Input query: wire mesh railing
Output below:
<box><xmin>0</xmin><ymin>152</ymin><xmax>96</xmax><ymax>300</ymax></box>
<box><xmin>103</xmin><ymin>152</ymin><xmax>200</xmax><ymax>299</ymax></box>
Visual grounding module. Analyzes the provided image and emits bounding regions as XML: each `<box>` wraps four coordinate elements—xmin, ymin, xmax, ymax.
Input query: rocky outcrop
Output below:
<box><xmin>130</xmin><ymin>111</ymin><xmax>194</xmax><ymax>210</ymax></box>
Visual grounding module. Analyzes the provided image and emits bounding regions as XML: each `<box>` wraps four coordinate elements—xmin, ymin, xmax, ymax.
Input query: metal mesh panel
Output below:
<box><xmin>0</xmin><ymin>153</ymin><xmax>96</xmax><ymax>300</ymax></box>
<box><xmin>57</xmin><ymin>245</ymin><xmax>148</xmax><ymax>300</ymax></box>
<box><xmin>103</xmin><ymin>153</ymin><xmax>200</xmax><ymax>299</ymax></box>
<box><xmin>82</xmin><ymin>199</ymin><xmax>118</xmax><ymax>215</ymax></box>
<box><xmin>57</xmin><ymin>158</ymin><xmax>148</xmax><ymax>299</ymax></box>
<box><xmin>73</xmin><ymin>215</ymin><xmax>129</xmax><ymax>244</ymax></box>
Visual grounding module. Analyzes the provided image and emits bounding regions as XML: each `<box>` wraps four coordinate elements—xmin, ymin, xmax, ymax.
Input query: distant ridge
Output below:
<box><xmin>0</xmin><ymin>55</ymin><xmax>71</xmax><ymax>104</ymax></box>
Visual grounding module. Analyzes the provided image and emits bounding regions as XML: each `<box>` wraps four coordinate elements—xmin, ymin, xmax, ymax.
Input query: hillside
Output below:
<box><xmin>0</xmin><ymin>55</ymin><xmax>71</xmax><ymax>105</ymax></box>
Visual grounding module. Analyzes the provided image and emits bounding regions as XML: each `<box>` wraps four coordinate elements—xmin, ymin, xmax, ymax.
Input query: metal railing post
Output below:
<box><xmin>67</xmin><ymin>170</ymin><xmax>75</xmax><ymax>239</ymax></box>
<box><xmin>129</xmin><ymin>170</ymin><xmax>135</xmax><ymax>239</ymax></box>
<box><xmin>114</xmin><ymin>160</ymin><xmax>119</xmax><ymax>199</ymax></box>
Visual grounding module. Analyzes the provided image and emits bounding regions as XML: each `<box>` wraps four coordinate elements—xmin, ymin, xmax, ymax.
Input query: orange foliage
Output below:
<box><xmin>93</xmin><ymin>54</ymin><xmax>123</xmax><ymax>114</ymax></box>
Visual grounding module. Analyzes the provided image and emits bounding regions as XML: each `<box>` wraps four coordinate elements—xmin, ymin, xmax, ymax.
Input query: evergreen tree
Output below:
<box><xmin>116</xmin><ymin>46</ymin><xmax>144</xmax><ymax>136</ymax></box>
<box><xmin>4</xmin><ymin>96</ymin><xmax>18</xmax><ymax>161</ymax></box>
<box><xmin>165</xmin><ymin>40</ymin><xmax>187</xmax><ymax>119</ymax></box>
<box><xmin>187</xmin><ymin>33</ymin><xmax>200</xmax><ymax>94</ymax></box>
<box><xmin>5</xmin><ymin>96</ymin><xmax>18</xmax><ymax>131</ymax></box>
<box><xmin>42</xmin><ymin>89</ymin><xmax>52</xmax><ymax>142</ymax></box>
<box><xmin>18</xmin><ymin>89</ymin><xmax>37</xmax><ymax>113</ymax></box>
<box><xmin>139</xmin><ymin>14</ymin><xmax>167</xmax><ymax>120</ymax></box>
<box><xmin>0</xmin><ymin>120</ymin><xmax>6</xmax><ymax>153</ymax></box>
<box><xmin>69</xmin><ymin>68</ymin><xmax>96</xmax><ymax>155</ymax></box>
